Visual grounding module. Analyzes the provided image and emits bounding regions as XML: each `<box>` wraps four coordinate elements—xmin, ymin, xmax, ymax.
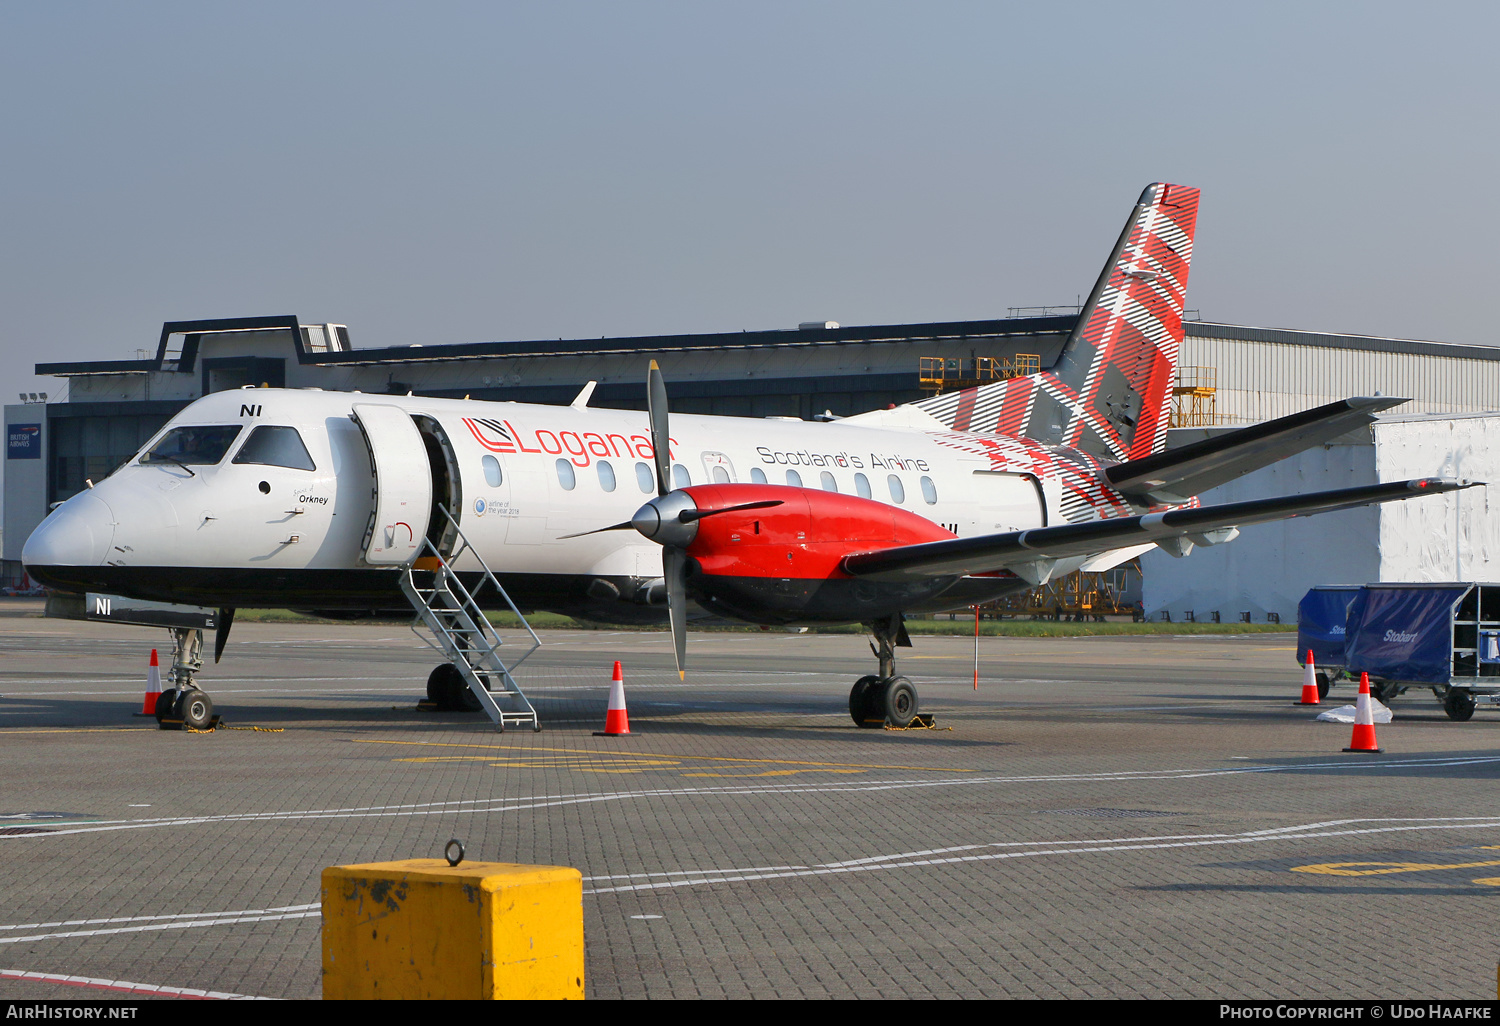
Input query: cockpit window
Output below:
<box><xmin>140</xmin><ymin>425</ymin><xmax>242</xmax><ymax>467</ymax></box>
<box><xmin>231</xmin><ymin>426</ymin><xmax>316</xmax><ymax>471</ymax></box>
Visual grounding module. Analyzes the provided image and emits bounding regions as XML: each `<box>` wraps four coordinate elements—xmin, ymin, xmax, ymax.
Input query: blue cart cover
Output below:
<box><xmin>1344</xmin><ymin>586</ymin><xmax>1470</xmax><ymax>684</ymax></box>
<box><xmin>1298</xmin><ymin>586</ymin><xmax>1362</xmax><ymax>667</ymax></box>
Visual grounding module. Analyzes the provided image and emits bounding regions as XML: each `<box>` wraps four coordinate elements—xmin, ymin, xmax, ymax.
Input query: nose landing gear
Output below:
<box><xmin>849</xmin><ymin>615</ymin><xmax>923</xmax><ymax>728</ymax></box>
<box><xmin>155</xmin><ymin>627</ymin><xmax>219</xmax><ymax>731</ymax></box>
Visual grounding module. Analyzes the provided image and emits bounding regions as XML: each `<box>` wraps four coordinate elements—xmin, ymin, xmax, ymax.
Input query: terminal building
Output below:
<box><xmin>6</xmin><ymin>312</ymin><xmax>1499</xmax><ymax>618</ymax></box>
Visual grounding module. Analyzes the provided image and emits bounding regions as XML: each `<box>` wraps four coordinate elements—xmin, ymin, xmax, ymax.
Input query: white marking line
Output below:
<box><xmin>6</xmin><ymin>753</ymin><xmax>1499</xmax><ymax>840</ymax></box>
<box><xmin>0</xmin><ymin>911</ymin><xmax>320</xmax><ymax>947</ymax></box>
<box><xmin>0</xmin><ymin>903</ymin><xmax>320</xmax><ymax>933</ymax></box>
<box><xmin>582</xmin><ymin>816</ymin><xmax>1500</xmax><ymax>896</ymax></box>
<box><xmin>585</xmin><ymin>865</ymin><xmax>809</xmax><ymax>882</ymax></box>
<box><xmin>0</xmin><ymin>968</ymin><xmax>270</xmax><ymax>999</ymax></box>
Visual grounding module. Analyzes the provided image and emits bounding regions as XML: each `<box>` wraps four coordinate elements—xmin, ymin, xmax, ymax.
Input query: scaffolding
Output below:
<box><xmin>978</xmin><ymin>562</ymin><xmax>1144</xmax><ymax>621</ymax></box>
<box><xmin>919</xmin><ymin>354</ymin><xmax>1041</xmax><ymax>396</ymax></box>
<box><xmin>1170</xmin><ymin>366</ymin><xmax>1218</xmax><ymax>427</ymax></box>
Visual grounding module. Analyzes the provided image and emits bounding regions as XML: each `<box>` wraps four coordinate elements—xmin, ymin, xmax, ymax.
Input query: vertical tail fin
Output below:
<box><xmin>917</xmin><ymin>183</ymin><xmax>1200</xmax><ymax>460</ymax></box>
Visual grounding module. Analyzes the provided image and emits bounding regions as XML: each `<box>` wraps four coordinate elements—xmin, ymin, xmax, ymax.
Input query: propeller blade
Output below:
<box><xmin>677</xmin><ymin>499</ymin><xmax>784</xmax><ymax>524</ymax></box>
<box><xmin>556</xmin><ymin>521</ymin><xmax>634</xmax><ymax>540</ymax></box>
<box><xmin>648</xmin><ymin>360</ymin><xmax>671</xmax><ymax>497</ymax></box>
<box><xmin>663</xmin><ymin>545</ymin><xmax>688</xmax><ymax>680</ymax></box>
<box><xmin>214</xmin><ymin>607</ymin><xmax>235</xmax><ymax>664</ymax></box>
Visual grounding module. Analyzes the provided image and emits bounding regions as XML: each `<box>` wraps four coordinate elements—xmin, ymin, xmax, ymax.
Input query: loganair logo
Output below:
<box><xmin>1384</xmin><ymin>629</ymin><xmax>1420</xmax><ymax>643</ymax></box>
<box><xmin>462</xmin><ymin>417</ymin><xmax>664</xmax><ymax>468</ymax></box>
<box><xmin>462</xmin><ymin>417</ymin><xmax>517</xmax><ymax>454</ymax></box>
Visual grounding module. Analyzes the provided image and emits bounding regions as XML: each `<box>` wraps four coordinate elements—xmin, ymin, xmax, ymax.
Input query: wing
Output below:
<box><xmin>841</xmin><ymin>478</ymin><xmax>1473</xmax><ymax>582</ymax></box>
<box><xmin>1103</xmin><ymin>396</ymin><xmax>1408</xmax><ymax>504</ymax></box>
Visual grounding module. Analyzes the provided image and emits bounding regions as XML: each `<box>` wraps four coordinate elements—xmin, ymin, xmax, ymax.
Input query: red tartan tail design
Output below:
<box><xmin>917</xmin><ymin>183</ymin><xmax>1200</xmax><ymax>460</ymax></box>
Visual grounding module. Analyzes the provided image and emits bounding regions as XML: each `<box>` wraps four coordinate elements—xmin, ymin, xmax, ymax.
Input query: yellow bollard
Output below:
<box><xmin>322</xmin><ymin>846</ymin><xmax>584</xmax><ymax>1000</ymax></box>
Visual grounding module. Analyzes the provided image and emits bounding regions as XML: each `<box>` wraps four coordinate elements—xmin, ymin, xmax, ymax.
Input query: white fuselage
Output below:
<box><xmin>23</xmin><ymin>387</ymin><xmax>1141</xmax><ymax>616</ymax></box>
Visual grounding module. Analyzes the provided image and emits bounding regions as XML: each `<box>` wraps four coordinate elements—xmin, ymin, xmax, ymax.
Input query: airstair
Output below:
<box><xmin>399</xmin><ymin>505</ymin><xmax>542</xmax><ymax>731</ymax></box>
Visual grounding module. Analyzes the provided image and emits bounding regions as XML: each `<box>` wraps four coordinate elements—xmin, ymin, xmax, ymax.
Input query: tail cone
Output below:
<box><xmin>1343</xmin><ymin>671</ymin><xmax>1384</xmax><ymax>753</ymax></box>
<box><xmin>594</xmin><ymin>661</ymin><xmax>632</xmax><ymax>737</ymax></box>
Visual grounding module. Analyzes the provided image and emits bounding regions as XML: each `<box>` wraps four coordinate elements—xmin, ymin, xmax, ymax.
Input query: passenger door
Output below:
<box><xmin>352</xmin><ymin>404</ymin><xmax>433</xmax><ymax>565</ymax></box>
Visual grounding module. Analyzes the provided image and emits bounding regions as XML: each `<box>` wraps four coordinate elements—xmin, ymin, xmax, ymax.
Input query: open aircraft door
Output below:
<box><xmin>352</xmin><ymin>403</ymin><xmax>433</xmax><ymax>565</ymax></box>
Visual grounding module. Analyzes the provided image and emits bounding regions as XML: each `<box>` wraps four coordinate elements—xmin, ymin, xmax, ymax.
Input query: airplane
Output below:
<box><xmin>22</xmin><ymin>183</ymin><xmax>1473</xmax><ymax>731</ymax></box>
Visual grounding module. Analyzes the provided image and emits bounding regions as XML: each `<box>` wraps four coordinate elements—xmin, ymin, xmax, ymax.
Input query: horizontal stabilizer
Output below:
<box><xmin>842</xmin><ymin>477</ymin><xmax>1473</xmax><ymax>581</ymax></box>
<box><xmin>1104</xmin><ymin>396</ymin><xmax>1408</xmax><ymax>504</ymax></box>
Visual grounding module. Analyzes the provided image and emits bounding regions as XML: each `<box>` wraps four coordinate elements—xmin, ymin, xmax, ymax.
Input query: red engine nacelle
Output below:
<box><xmin>675</xmin><ymin>484</ymin><xmax>960</xmax><ymax>624</ymax></box>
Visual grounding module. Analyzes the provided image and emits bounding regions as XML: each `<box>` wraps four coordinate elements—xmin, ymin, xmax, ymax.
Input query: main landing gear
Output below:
<box><xmin>849</xmin><ymin>615</ymin><xmax>922</xmax><ymax>728</ymax></box>
<box><xmin>155</xmin><ymin>627</ymin><xmax>218</xmax><ymax>731</ymax></box>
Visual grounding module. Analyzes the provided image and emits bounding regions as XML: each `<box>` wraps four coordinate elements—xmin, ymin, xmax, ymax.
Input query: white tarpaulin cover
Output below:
<box><xmin>1316</xmin><ymin>698</ymin><xmax>1393</xmax><ymax>724</ymax></box>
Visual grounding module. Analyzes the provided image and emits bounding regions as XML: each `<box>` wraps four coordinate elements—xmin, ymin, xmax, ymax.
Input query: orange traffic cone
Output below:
<box><xmin>1299</xmin><ymin>649</ymin><xmax>1321</xmax><ymax>705</ymax></box>
<box><xmin>132</xmin><ymin>649</ymin><xmax>162</xmax><ymax>717</ymax></box>
<box><xmin>1343</xmin><ymin>671</ymin><xmax>1384</xmax><ymax>753</ymax></box>
<box><xmin>594</xmin><ymin>661</ymin><xmax>632</xmax><ymax>737</ymax></box>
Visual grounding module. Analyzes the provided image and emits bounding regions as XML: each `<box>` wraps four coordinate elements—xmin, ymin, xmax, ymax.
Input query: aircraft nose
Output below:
<box><xmin>21</xmin><ymin>492</ymin><xmax>116</xmax><ymax>569</ymax></box>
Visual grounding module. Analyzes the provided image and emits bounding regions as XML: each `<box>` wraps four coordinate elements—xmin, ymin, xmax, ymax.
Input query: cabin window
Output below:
<box><xmin>672</xmin><ymin>464</ymin><xmax>692</xmax><ymax>488</ymax></box>
<box><xmin>555</xmin><ymin>459</ymin><xmax>576</xmax><ymax>490</ymax></box>
<box><xmin>481</xmin><ymin>455</ymin><xmax>502</xmax><ymax>488</ymax></box>
<box><xmin>141</xmin><ymin>425</ymin><xmax>242</xmax><ymax>467</ymax></box>
<box><xmin>786</xmin><ymin>469</ymin><xmax>803</xmax><ymax>487</ymax></box>
<box><xmin>750</xmin><ymin>467</ymin><xmax>768</xmax><ymax>484</ymax></box>
<box><xmin>712</xmin><ymin>465</ymin><xmax>730</xmax><ymax>483</ymax></box>
<box><xmin>231</xmin><ymin>425</ymin><xmax>316</xmax><ymax>471</ymax></box>
<box><xmin>635</xmin><ymin>462</ymin><xmax>654</xmax><ymax>493</ymax></box>
<box><xmin>820</xmin><ymin>471</ymin><xmax>838</xmax><ymax>492</ymax></box>
<box><xmin>887</xmin><ymin>475</ymin><xmax>906</xmax><ymax>503</ymax></box>
<box><xmin>920</xmin><ymin>475</ymin><xmax>938</xmax><ymax>504</ymax></box>
<box><xmin>597</xmin><ymin>460</ymin><xmax>616</xmax><ymax>492</ymax></box>
<box><xmin>854</xmin><ymin>472</ymin><xmax>871</xmax><ymax>499</ymax></box>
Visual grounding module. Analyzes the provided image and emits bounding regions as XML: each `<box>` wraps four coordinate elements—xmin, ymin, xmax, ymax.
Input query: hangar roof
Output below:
<box><xmin>35</xmin><ymin>313</ymin><xmax>1500</xmax><ymax>379</ymax></box>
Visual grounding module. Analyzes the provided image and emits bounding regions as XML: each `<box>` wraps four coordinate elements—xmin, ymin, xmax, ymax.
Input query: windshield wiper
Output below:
<box><xmin>144</xmin><ymin>453</ymin><xmax>196</xmax><ymax>477</ymax></box>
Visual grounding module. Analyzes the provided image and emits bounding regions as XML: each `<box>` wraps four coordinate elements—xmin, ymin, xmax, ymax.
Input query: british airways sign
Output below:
<box><xmin>6</xmin><ymin>423</ymin><xmax>40</xmax><ymax>460</ymax></box>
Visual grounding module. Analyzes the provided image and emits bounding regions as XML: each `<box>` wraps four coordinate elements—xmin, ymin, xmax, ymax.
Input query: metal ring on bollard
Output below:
<box><xmin>445</xmin><ymin>839</ymin><xmax>465</xmax><ymax>867</ymax></box>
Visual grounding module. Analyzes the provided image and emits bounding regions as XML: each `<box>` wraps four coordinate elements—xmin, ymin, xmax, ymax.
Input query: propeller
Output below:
<box><xmin>214</xmin><ymin>607</ymin><xmax>235</xmax><ymax>664</ymax></box>
<box><xmin>647</xmin><ymin>361</ymin><xmax>688</xmax><ymax>680</ymax></box>
<box><xmin>559</xmin><ymin>361</ymin><xmax>783</xmax><ymax>678</ymax></box>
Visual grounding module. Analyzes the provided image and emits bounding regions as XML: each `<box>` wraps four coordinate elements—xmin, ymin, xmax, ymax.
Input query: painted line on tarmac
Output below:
<box><xmin>0</xmin><ymin>910</ymin><xmax>320</xmax><ymax>946</ymax></box>
<box><xmin>581</xmin><ymin>816</ymin><xmax>1500</xmax><ymax>896</ymax></box>
<box><xmin>0</xmin><ymin>969</ymin><xmax>271</xmax><ymax>1000</ymax></box>
<box><xmin>362</xmin><ymin>739</ymin><xmax>976</xmax><ymax>773</ymax></box>
<box><xmin>5</xmin><ymin>754</ymin><xmax>1500</xmax><ymax>841</ymax></box>
<box><xmin>0</xmin><ymin>903</ymin><xmax>319</xmax><ymax>933</ymax></box>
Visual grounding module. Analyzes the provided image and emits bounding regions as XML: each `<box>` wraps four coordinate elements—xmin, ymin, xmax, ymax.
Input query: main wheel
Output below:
<box><xmin>1444</xmin><ymin>687</ymin><xmax>1477</xmax><ymax>722</ymax></box>
<box><xmin>427</xmin><ymin>664</ymin><xmax>481</xmax><ymax>712</ymax></box>
<box><xmin>176</xmin><ymin>689</ymin><xmax>215</xmax><ymax>730</ymax></box>
<box><xmin>427</xmin><ymin>664</ymin><xmax>460</xmax><ymax>710</ymax></box>
<box><xmin>1315</xmin><ymin>673</ymin><xmax>1331</xmax><ymax>701</ymax></box>
<box><xmin>880</xmin><ymin>676</ymin><xmax>920</xmax><ymax>728</ymax></box>
<box><xmin>850</xmin><ymin>675</ymin><xmax>881</xmax><ymax>727</ymax></box>
<box><xmin>1370</xmin><ymin>680</ymin><xmax>1401</xmax><ymax>704</ymax></box>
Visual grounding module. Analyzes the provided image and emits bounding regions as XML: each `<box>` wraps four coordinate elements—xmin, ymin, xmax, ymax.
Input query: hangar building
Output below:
<box><xmin>6</xmin><ymin>312</ymin><xmax>1498</xmax><ymax>618</ymax></box>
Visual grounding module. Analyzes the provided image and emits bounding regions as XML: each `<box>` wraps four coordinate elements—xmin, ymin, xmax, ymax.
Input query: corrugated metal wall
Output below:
<box><xmin>1180</xmin><ymin>335</ymin><xmax>1500</xmax><ymax>424</ymax></box>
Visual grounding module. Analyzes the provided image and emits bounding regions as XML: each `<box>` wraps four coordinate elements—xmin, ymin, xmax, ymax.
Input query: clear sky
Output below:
<box><xmin>2</xmin><ymin>0</ymin><xmax>1496</xmax><ymax>407</ymax></box>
